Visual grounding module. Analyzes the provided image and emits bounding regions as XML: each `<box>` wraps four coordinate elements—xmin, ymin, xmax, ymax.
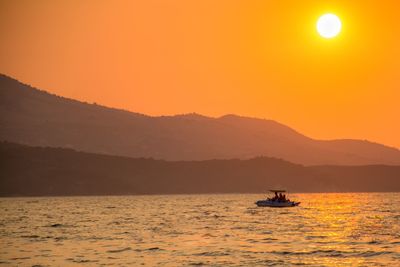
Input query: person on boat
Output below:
<box><xmin>272</xmin><ymin>191</ymin><xmax>278</xmax><ymax>201</ymax></box>
<box><xmin>278</xmin><ymin>193</ymin><xmax>288</xmax><ymax>202</ymax></box>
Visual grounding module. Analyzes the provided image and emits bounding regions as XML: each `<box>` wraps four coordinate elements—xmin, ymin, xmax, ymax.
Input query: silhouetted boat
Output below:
<box><xmin>256</xmin><ymin>190</ymin><xmax>300</xmax><ymax>207</ymax></box>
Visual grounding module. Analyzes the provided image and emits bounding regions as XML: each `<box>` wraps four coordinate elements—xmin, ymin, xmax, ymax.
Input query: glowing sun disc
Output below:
<box><xmin>317</xmin><ymin>14</ymin><xmax>342</xmax><ymax>38</ymax></box>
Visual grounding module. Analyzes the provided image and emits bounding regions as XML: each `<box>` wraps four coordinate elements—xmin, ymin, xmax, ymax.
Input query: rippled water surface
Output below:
<box><xmin>1</xmin><ymin>193</ymin><xmax>400</xmax><ymax>266</ymax></box>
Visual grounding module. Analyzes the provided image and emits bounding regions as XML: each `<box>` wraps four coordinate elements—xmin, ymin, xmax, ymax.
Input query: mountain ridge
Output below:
<box><xmin>1</xmin><ymin>73</ymin><xmax>399</xmax><ymax>165</ymax></box>
<box><xmin>1</xmin><ymin>141</ymin><xmax>399</xmax><ymax>196</ymax></box>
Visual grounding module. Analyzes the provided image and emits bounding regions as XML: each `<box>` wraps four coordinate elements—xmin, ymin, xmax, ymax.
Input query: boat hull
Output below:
<box><xmin>255</xmin><ymin>200</ymin><xmax>300</xmax><ymax>207</ymax></box>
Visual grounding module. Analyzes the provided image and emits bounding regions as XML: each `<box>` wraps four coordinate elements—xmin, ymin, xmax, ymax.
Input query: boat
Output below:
<box><xmin>255</xmin><ymin>190</ymin><xmax>300</xmax><ymax>207</ymax></box>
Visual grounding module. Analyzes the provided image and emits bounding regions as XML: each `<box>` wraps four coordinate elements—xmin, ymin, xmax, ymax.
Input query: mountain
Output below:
<box><xmin>1</xmin><ymin>74</ymin><xmax>400</xmax><ymax>165</ymax></box>
<box><xmin>1</xmin><ymin>142</ymin><xmax>399</xmax><ymax>196</ymax></box>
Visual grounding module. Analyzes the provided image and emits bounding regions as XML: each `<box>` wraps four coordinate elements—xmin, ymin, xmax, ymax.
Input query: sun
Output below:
<box><xmin>317</xmin><ymin>14</ymin><xmax>342</xmax><ymax>38</ymax></box>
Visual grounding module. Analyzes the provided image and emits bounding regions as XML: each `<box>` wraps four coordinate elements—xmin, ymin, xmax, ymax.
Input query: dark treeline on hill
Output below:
<box><xmin>1</xmin><ymin>74</ymin><xmax>400</xmax><ymax>166</ymax></box>
<box><xmin>1</xmin><ymin>142</ymin><xmax>399</xmax><ymax>196</ymax></box>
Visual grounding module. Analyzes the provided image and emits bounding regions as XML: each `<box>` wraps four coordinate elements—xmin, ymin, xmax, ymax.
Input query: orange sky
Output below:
<box><xmin>1</xmin><ymin>0</ymin><xmax>399</xmax><ymax>148</ymax></box>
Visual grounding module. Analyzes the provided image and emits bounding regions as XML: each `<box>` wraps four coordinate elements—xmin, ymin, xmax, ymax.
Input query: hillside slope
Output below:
<box><xmin>1</xmin><ymin>142</ymin><xmax>399</xmax><ymax>196</ymax></box>
<box><xmin>1</xmin><ymin>74</ymin><xmax>400</xmax><ymax>165</ymax></box>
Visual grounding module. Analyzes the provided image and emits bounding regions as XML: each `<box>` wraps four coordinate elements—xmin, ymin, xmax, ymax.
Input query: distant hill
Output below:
<box><xmin>1</xmin><ymin>74</ymin><xmax>400</xmax><ymax>165</ymax></box>
<box><xmin>1</xmin><ymin>142</ymin><xmax>399</xmax><ymax>196</ymax></box>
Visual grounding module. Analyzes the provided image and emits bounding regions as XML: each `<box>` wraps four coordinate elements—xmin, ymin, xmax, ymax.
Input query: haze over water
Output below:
<box><xmin>1</xmin><ymin>193</ymin><xmax>400</xmax><ymax>266</ymax></box>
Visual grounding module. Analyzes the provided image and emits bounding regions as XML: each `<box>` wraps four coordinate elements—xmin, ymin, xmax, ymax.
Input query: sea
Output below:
<box><xmin>0</xmin><ymin>193</ymin><xmax>400</xmax><ymax>266</ymax></box>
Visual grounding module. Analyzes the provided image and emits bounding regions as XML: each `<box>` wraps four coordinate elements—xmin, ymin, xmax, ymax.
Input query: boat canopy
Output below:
<box><xmin>269</xmin><ymin>190</ymin><xmax>286</xmax><ymax>193</ymax></box>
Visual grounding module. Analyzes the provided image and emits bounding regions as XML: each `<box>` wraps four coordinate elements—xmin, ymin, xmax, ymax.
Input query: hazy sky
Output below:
<box><xmin>1</xmin><ymin>0</ymin><xmax>399</xmax><ymax>148</ymax></box>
